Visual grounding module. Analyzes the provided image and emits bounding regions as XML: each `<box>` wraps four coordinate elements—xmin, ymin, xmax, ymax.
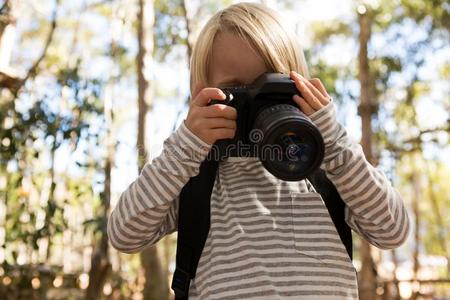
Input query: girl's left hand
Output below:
<box><xmin>290</xmin><ymin>71</ymin><xmax>332</xmax><ymax>116</ymax></box>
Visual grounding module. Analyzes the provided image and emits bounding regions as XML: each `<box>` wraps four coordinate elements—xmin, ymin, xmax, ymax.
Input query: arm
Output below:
<box><xmin>309</xmin><ymin>102</ymin><xmax>410</xmax><ymax>249</ymax></box>
<box><xmin>107</xmin><ymin>121</ymin><xmax>211</xmax><ymax>253</ymax></box>
<box><xmin>108</xmin><ymin>86</ymin><xmax>237</xmax><ymax>254</ymax></box>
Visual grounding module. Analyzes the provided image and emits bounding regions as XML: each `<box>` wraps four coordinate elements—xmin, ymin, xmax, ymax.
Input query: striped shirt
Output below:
<box><xmin>107</xmin><ymin>101</ymin><xmax>410</xmax><ymax>299</ymax></box>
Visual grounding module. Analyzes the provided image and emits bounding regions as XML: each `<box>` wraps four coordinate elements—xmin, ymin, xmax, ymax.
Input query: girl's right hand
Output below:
<box><xmin>184</xmin><ymin>84</ymin><xmax>237</xmax><ymax>145</ymax></box>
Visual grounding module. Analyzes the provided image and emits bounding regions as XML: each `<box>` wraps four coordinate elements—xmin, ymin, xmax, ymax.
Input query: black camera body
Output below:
<box><xmin>208</xmin><ymin>73</ymin><xmax>324</xmax><ymax>181</ymax></box>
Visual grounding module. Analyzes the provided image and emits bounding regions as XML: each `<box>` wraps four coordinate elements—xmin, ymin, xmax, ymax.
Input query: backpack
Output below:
<box><xmin>171</xmin><ymin>158</ymin><xmax>352</xmax><ymax>300</ymax></box>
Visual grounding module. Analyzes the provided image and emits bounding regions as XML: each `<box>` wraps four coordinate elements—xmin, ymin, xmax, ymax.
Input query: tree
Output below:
<box><xmin>135</xmin><ymin>0</ymin><xmax>170</xmax><ymax>299</ymax></box>
<box><xmin>307</xmin><ymin>0</ymin><xmax>449</xmax><ymax>297</ymax></box>
<box><xmin>356</xmin><ymin>5</ymin><xmax>379</xmax><ymax>299</ymax></box>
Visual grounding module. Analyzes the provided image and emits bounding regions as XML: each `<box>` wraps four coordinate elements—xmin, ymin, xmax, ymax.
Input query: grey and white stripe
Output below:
<box><xmin>107</xmin><ymin>101</ymin><xmax>409</xmax><ymax>299</ymax></box>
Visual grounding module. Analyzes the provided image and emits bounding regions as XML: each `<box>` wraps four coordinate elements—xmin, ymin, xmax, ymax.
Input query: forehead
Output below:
<box><xmin>208</xmin><ymin>31</ymin><xmax>267</xmax><ymax>87</ymax></box>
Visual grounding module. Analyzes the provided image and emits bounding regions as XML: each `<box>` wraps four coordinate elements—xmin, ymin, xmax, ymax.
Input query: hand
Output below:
<box><xmin>290</xmin><ymin>71</ymin><xmax>332</xmax><ymax>116</ymax></box>
<box><xmin>185</xmin><ymin>83</ymin><xmax>237</xmax><ymax>145</ymax></box>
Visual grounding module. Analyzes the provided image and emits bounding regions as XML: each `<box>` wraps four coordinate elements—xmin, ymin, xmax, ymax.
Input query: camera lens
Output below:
<box><xmin>252</xmin><ymin>104</ymin><xmax>324</xmax><ymax>181</ymax></box>
<box><xmin>280</xmin><ymin>133</ymin><xmax>312</xmax><ymax>163</ymax></box>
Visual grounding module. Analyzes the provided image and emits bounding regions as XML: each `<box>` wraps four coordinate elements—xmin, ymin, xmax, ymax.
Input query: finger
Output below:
<box><xmin>191</xmin><ymin>82</ymin><xmax>205</xmax><ymax>100</ymax></box>
<box><xmin>309</xmin><ymin>78</ymin><xmax>328</xmax><ymax>97</ymax></box>
<box><xmin>290</xmin><ymin>74</ymin><xmax>323</xmax><ymax>110</ymax></box>
<box><xmin>203</xmin><ymin>104</ymin><xmax>237</xmax><ymax>120</ymax></box>
<box><xmin>192</xmin><ymin>87</ymin><xmax>226</xmax><ymax>107</ymax></box>
<box><xmin>291</xmin><ymin>71</ymin><xmax>328</xmax><ymax>105</ymax></box>
<box><xmin>309</xmin><ymin>78</ymin><xmax>331</xmax><ymax>105</ymax></box>
<box><xmin>210</xmin><ymin>128</ymin><xmax>236</xmax><ymax>141</ymax></box>
<box><xmin>293</xmin><ymin>94</ymin><xmax>314</xmax><ymax>116</ymax></box>
<box><xmin>202</xmin><ymin>117</ymin><xmax>236</xmax><ymax>130</ymax></box>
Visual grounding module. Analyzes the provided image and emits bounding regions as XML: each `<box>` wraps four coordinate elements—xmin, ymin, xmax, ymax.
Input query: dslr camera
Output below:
<box><xmin>207</xmin><ymin>73</ymin><xmax>324</xmax><ymax>181</ymax></box>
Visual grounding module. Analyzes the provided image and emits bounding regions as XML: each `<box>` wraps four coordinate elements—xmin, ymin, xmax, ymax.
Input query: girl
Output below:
<box><xmin>108</xmin><ymin>3</ymin><xmax>409</xmax><ymax>299</ymax></box>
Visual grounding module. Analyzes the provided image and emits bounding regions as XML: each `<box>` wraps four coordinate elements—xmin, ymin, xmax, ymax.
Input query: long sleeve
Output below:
<box><xmin>309</xmin><ymin>101</ymin><xmax>410</xmax><ymax>249</ymax></box>
<box><xmin>107</xmin><ymin>121</ymin><xmax>211</xmax><ymax>253</ymax></box>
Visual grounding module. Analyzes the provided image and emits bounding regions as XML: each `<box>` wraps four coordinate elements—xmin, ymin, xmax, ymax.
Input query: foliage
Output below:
<box><xmin>0</xmin><ymin>0</ymin><xmax>448</xmax><ymax>298</ymax></box>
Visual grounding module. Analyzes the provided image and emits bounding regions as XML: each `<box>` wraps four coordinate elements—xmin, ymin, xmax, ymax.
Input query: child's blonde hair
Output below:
<box><xmin>190</xmin><ymin>2</ymin><xmax>310</xmax><ymax>92</ymax></box>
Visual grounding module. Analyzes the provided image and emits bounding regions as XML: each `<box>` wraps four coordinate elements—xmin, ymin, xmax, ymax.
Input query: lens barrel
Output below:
<box><xmin>252</xmin><ymin>104</ymin><xmax>324</xmax><ymax>181</ymax></box>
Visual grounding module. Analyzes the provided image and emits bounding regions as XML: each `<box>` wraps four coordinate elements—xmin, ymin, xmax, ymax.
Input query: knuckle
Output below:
<box><xmin>215</xmin><ymin>104</ymin><xmax>226</xmax><ymax>114</ymax></box>
<box><xmin>211</xmin><ymin>105</ymin><xmax>220</xmax><ymax>114</ymax></box>
<box><xmin>196</xmin><ymin>118</ymin><xmax>205</xmax><ymax>128</ymax></box>
<box><xmin>210</xmin><ymin>107</ymin><xmax>220</xmax><ymax>117</ymax></box>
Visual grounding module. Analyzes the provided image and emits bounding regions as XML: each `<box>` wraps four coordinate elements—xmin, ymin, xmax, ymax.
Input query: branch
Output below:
<box><xmin>402</xmin><ymin>125</ymin><xmax>450</xmax><ymax>144</ymax></box>
<box><xmin>0</xmin><ymin>70</ymin><xmax>21</xmax><ymax>90</ymax></box>
<box><xmin>383</xmin><ymin>125</ymin><xmax>450</xmax><ymax>154</ymax></box>
<box><xmin>12</xmin><ymin>0</ymin><xmax>60</xmax><ymax>97</ymax></box>
<box><xmin>180</xmin><ymin>0</ymin><xmax>192</xmax><ymax>63</ymax></box>
<box><xmin>0</xmin><ymin>0</ymin><xmax>13</xmax><ymax>52</ymax></box>
<box><xmin>66</xmin><ymin>1</ymin><xmax>87</xmax><ymax>68</ymax></box>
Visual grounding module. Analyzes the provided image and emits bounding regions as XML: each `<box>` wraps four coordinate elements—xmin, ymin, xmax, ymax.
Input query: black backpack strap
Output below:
<box><xmin>171</xmin><ymin>159</ymin><xmax>219</xmax><ymax>300</ymax></box>
<box><xmin>307</xmin><ymin>169</ymin><xmax>353</xmax><ymax>259</ymax></box>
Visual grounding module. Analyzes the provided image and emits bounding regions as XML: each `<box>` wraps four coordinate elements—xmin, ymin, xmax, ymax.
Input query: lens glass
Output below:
<box><xmin>273</xmin><ymin>130</ymin><xmax>318</xmax><ymax>173</ymax></box>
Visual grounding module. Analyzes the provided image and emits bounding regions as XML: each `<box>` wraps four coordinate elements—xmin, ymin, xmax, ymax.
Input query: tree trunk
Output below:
<box><xmin>411</xmin><ymin>171</ymin><xmax>421</xmax><ymax>300</ymax></box>
<box><xmin>172</xmin><ymin>0</ymin><xmax>195</xmax><ymax>133</ymax></box>
<box><xmin>180</xmin><ymin>0</ymin><xmax>193</xmax><ymax>62</ymax></box>
<box><xmin>84</xmin><ymin>158</ymin><xmax>112</xmax><ymax>300</ymax></box>
<box><xmin>425</xmin><ymin>162</ymin><xmax>450</xmax><ymax>275</ymax></box>
<box><xmin>357</xmin><ymin>7</ymin><xmax>378</xmax><ymax>300</ymax></box>
<box><xmin>136</xmin><ymin>0</ymin><xmax>169</xmax><ymax>299</ymax></box>
<box><xmin>136</xmin><ymin>0</ymin><xmax>151</xmax><ymax>170</ymax></box>
<box><xmin>45</xmin><ymin>142</ymin><xmax>57</xmax><ymax>262</ymax></box>
<box><xmin>391</xmin><ymin>249</ymin><xmax>400</xmax><ymax>300</ymax></box>
<box><xmin>85</xmin><ymin>64</ymin><xmax>115</xmax><ymax>300</ymax></box>
<box><xmin>141</xmin><ymin>245</ymin><xmax>168</xmax><ymax>299</ymax></box>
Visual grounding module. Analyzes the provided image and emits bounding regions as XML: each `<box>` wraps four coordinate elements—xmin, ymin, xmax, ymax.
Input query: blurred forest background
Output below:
<box><xmin>0</xmin><ymin>0</ymin><xmax>449</xmax><ymax>299</ymax></box>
